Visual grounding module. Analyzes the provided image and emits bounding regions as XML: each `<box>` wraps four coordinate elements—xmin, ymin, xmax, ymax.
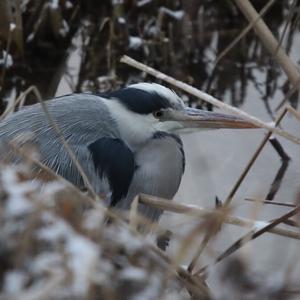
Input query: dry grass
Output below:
<box><xmin>1</xmin><ymin>156</ymin><xmax>299</xmax><ymax>299</ymax></box>
<box><xmin>0</xmin><ymin>1</ymin><xmax>300</xmax><ymax>299</ymax></box>
<box><xmin>0</xmin><ymin>160</ymin><xmax>212</xmax><ymax>300</ymax></box>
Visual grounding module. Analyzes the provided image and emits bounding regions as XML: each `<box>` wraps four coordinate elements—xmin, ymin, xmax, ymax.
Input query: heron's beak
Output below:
<box><xmin>179</xmin><ymin>107</ymin><xmax>258</xmax><ymax>129</ymax></box>
<box><xmin>161</xmin><ymin>107</ymin><xmax>258</xmax><ymax>133</ymax></box>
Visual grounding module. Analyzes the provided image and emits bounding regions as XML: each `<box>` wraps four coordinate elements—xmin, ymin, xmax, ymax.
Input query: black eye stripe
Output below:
<box><xmin>97</xmin><ymin>88</ymin><xmax>171</xmax><ymax>114</ymax></box>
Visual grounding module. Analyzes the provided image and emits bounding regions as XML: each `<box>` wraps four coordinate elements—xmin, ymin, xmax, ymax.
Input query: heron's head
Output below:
<box><xmin>103</xmin><ymin>83</ymin><xmax>256</xmax><ymax>149</ymax></box>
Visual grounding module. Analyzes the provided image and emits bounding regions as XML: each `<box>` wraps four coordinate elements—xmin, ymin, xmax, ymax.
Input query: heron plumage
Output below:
<box><xmin>121</xmin><ymin>132</ymin><xmax>184</xmax><ymax>221</ymax></box>
<box><xmin>0</xmin><ymin>83</ymin><xmax>256</xmax><ymax>221</ymax></box>
<box><xmin>0</xmin><ymin>86</ymin><xmax>185</xmax><ymax>220</ymax></box>
<box><xmin>0</xmin><ymin>94</ymin><xmax>118</xmax><ymax>195</ymax></box>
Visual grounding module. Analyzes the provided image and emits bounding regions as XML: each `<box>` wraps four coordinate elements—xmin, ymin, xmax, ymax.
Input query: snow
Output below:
<box><xmin>4</xmin><ymin>194</ymin><xmax>33</xmax><ymax>217</ymax></box>
<box><xmin>137</xmin><ymin>0</ymin><xmax>152</xmax><ymax>7</ymax></box>
<box><xmin>118</xmin><ymin>17</ymin><xmax>126</xmax><ymax>24</ymax></box>
<box><xmin>66</xmin><ymin>233</ymin><xmax>99</xmax><ymax>294</ymax></box>
<box><xmin>4</xmin><ymin>271</ymin><xmax>27</xmax><ymax>294</ymax></box>
<box><xmin>83</xmin><ymin>205</ymin><xmax>105</xmax><ymax>230</ymax></box>
<box><xmin>266</xmin><ymin>121</ymin><xmax>276</xmax><ymax>127</ymax></box>
<box><xmin>252</xmin><ymin>221</ymin><xmax>270</xmax><ymax>231</ymax></box>
<box><xmin>50</xmin><ymin>0</ymin><xmax>59</xmax><ymax>9</ymax></box>
<box><xmin>132</xmin><ymin>276</ymin><xmax>162</xmax><ymax>300</ymax></box>
<box><xmin>129</xmin><ymin>36</ymin><xmax>143</xmax><ymax>50</ymax></box>
<box><xmin>32</xmin><ymin>252</ymin><xmax>62</xmax><ymax>273</ymax></box>
<box><xmin>185</xmin><ymin>203</ymin><xmax>201</xmax><ymax>209</ymax></box>
<box><xmin>159</xmin><ymin>7</ymin><xmax>184</xmax><ymax>20</ymax></box>
<box><xmin>59</xmin><ymin>20</ymin><xmax>70</xmax><ymax>37</ymax></box>
<box><xmin>26</xmin><ymin>33</ymin><xmax>35</xmax><ymax>42</ymax></box>
<box><xmin>20</xmin><ymin>0</ymin><xmax>30</xmax><ymax>12</ymax></box>
<box><xmin>37</xmin><ymin>212</ymin><xmax>101</xmax><ymax>295</ymax></box>
<box><xmin>213</xmin><ymin>258</ymin><xmax>291</xmax><ymax>300</ymax></box>
<box><xmin>109</xmin><ymin>225</ymin><xmax>144</xmax><ymax>253</ymax></box>
<box><xmin>2</xmin><ymin>166</ymin><xmax>36</xmax><ymax>217</ymax></box>
<box><xmin>37</xmin><ymin>213</ymin><xmax>71</xmax><ymax>241</ymax></box>
<box><xmin>65</xmin><ymin>1</ymin><xmax>73</xmax><ymax>9</ymax></box>
<box><xmin>10</xmin><ymin>23</ymin><xmax>16</xmax><ymax>31</ymax></box>
<box><xmin>40</xmin><ymin>180</ymin><xmax>67</xmax><ymax>199</ymax></box>
<box><xmin>0</xmin><ymin>50</ymin><xmax>13</xmax><ymax>69</ymax></box>
<box><xmin>119</xmin><ymin>267</ymin><xmax>147</xmax><ymax>281</ymax></box>
<box><xmin>0</xmin><ymin>164</ymin><xmax>181</xmax><ymax>299</ymax></box>
<box><xmin>1</xmin><ymin>163</ymin><xmax>289</xmax><ymax>299</ymax></box>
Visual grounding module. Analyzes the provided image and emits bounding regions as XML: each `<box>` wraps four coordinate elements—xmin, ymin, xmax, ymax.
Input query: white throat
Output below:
<box><xmin>103</xmin><ymin>99</ymin><xmax>156</xmax><ymax>151</ymax></box>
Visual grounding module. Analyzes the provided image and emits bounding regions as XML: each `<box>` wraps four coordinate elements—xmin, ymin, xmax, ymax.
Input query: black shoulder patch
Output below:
<box><xmin>97</xmin><ymin>87</ymin><xmax>171</xmax><ymax>114</ymax></box>
<box><xmin>88</xmin><ymin>138</ymin><xmax>135</xmax><ymax>206</ymax></box>
<box><xmin>153</xmin><ymin>131</ymin><xmax>185</xmax><ymax>172</ymax></box>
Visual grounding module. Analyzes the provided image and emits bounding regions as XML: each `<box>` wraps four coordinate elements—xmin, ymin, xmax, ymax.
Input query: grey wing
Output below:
<box><xmin>0</xmin><ymin>94</ymin><xmax>119</xmax><ymax>195</ymax></box>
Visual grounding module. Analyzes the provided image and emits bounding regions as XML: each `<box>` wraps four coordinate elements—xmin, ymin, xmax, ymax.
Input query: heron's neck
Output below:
<box><xmin>104</xmin><ymin>99</ymin><xmax>155</xmax><ymax>151</ymax></box>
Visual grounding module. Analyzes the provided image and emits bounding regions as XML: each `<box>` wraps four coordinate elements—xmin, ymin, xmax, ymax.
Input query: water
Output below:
<box><xmin>161</xmin><ymin>67</ymin><xmax>300</xmax><ymax>292</ymax></box>
<box><xmin>54</xmin><ymin>4</ymin><xmax>300</xmax><ymax>294</ymax></box>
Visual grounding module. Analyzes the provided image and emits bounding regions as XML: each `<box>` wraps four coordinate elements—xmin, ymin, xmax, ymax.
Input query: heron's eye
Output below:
<box><xmin>153</xmin><ymin>110</ymin><xmax>163</xmax><ymax>118</ymax></box>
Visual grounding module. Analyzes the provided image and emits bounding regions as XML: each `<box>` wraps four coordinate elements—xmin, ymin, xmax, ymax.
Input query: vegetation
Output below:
<box><xmin>0</xmin><ymin>0</ymin><xmax>300</xmax><ymax>299</ymax></box>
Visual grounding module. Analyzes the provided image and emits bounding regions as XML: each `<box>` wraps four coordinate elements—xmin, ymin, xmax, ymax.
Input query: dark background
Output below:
<box><xmin>0</xmin><ymin>0</ymin><xmax>298</xmax><ymax>114</ymax></box>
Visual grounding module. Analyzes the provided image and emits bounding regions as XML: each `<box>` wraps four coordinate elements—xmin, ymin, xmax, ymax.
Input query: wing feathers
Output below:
<box><xmin>88</xmin><ymin>138</ymin><xmax>135</xmax><ymax>206</ymax></box>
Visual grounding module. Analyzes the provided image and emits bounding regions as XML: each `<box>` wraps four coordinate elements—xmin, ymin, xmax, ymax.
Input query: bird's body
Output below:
<box><xmin>0</xmin><ymin>85</ymin><xmax>185</xmax><ymax>220</ymax></box>
<box><xmin>0</xmin><ymin>83</ymin><xmax>255</xmax><ymax>221</ymax></box>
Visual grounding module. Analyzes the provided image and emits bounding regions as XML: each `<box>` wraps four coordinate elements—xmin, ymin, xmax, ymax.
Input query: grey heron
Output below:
<box><xmin>0</xmin><ymin>83</ymin><xmax>256</xmax><ymax>220</ymax></box>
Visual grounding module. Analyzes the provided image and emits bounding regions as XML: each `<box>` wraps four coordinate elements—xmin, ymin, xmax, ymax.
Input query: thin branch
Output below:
<box><xmin>187</xmin><ymin>234</ymin><xmax>210</xmax><ymax>274</ymax></box>
<box><xmin>187</xmin><ymin>109</ymin><xmax>290</xmax><ymax>269</ymax></box>
<box><xmin>194</xmin><ymin>205</ymin><xmax>300</xmax><ymax>276</ymax></box>
<box><xmin>265</xmin><ymin>145</ymin><xmax>290</xmax><ymax>201</ymax></box>
<box><xmin>224</xmin><ymin>107</ymin><xmax>288</xmax><ymax>205</ymax></box>
<box><xmin>275</xmin><ymin>0</ymin><xmax>298</xmax><ymax>56</ymax></box>
<box><xmin>282</xmin><ymin>219</ymin><xmax>300</xmax><ymax>228</ymax></box>
<box><xmin>129</xmin><ymin>196</ymin><xmax>139</xmax><ymax>232</ymax></box>
<box><xmin>25</xmin><ymin>86</ymin><xmax>100</xmax><ymax>201</ymax></box>
<box><xmin>1</xmin><ymin>85</ymin><xmax>36</xmax><ymax>120</ymax></box>
<box><xmin>149</xmin><ymin>245</ymin><xmax>212</xmax><ymax>299</ymax></box>
<box><xmin>7</xmin><ymin>139</ymin><xmax>96</xmax><ymax>208</ymax></box>
<box><xmin>207</xmin><ymin>0</ymin><xmax>276</xmax><ymax>94</ymax></box>
<box><xmin>244</xmin><ymin>198</ymin><xmax>296</xmax><ymax>208</ymax></box>
<box><xmin>234</xmin><ymin>0</ymin><xmax>300</xmax><ymax>87</ymax></box>
<box><xmin>7</xmin><ymin>139</ymin><xmax>133</xmax><ymax>228</ymax></box>
<box><xmin>275</xmin><ymin>78</ymin><xmax>300</xmax><ymax>112</ymax></box>
<box><xmin>269</xmin><ymin>137</ymin><xmax>291</xmax><ymax>161</ymax></box>
<box><xmin>7</xmin><ymin>85</ymin><xmax>99</xmax><ymax>200</ymax></box>
<box><xmin>0</xmin><ymin>23</ymin><xmax>14</xmax><ymax>93</ymax></box>
<box><xmin>286</xmin><ymin>105</ymin><xmax>300</xmax><ymax>122</ymax></box>
<box><xmin>212</xmin><ymin>205</ymin><xmax>300</xmax><ymax>265</ymax></box>
<box><xmin>138</xmin><ymin>194</ymin><xmax>300</xmax><ymax>240</ymax></box>
<box><xmin>120</xmin><ymin>55</ymin><xmax>300</xmax><ymax>145</ymax></box>
<box><xmin>215</xmin><ymin>0</ymin><xmax>276</xmax><ymax>66</ymax></box>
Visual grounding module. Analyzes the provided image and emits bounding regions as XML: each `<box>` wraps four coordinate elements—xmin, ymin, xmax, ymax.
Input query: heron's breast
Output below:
<box><xmin>129</xmin><ymin>133</ymin><xmax>185</xmax><ymax>199</ymax></box>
